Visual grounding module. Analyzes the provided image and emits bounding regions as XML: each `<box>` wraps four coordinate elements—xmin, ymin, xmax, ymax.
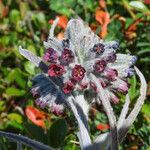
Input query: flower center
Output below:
<box><xmin>48</xmin><ymin>64</ymin><xmax>65</xmax><ymax>77</ymax></box>
<box><xmin>93</xmin><ymin>43</ymin><xmax>105</xmax><ymax>54</ymax></box>
<box><xmin>94</xmin><ymin>60</ymin><xmax>106</xmax><ymax>72</ymax></box>
<box><xmin>60</xmin><ymin>48</ymin><xmax>74</xmax><ymax>65</ymax></box>
<box><xmin>43</xmin><ymin>48</ymin><xmax>58</xmax><ymax>63</ymax></box>
<box><xmin>72</xmin><ymin>65</ymin><xmax>86</xmax><ymax>81</ymax></box>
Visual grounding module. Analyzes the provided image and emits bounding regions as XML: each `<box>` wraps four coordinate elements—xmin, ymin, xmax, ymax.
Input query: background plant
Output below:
<box><xmin>0</xmin><ymin>0</ymin><xmax>150</xmax><ymax>150</ymax></box>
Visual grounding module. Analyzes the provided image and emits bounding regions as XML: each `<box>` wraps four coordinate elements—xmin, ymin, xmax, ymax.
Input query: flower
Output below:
<box><xmin>72</xmin><ymin>65</ymin><xmax>86</xmax><ymax>82</ymax></box>
<box><xmin>43</xmin><ymin>48</ymin><xmax>58</xmax><ymax>63</ymax></box>
<box><xmin>50</xmin><ymin>103</ymin><xmax>64</xmax><ymax>115</ymax></box>
<box><xmin>49</xmin><ymin>15</ymin><xmax>68</xmax><ymax>29</ymax></box>
<box><xmin>94</xmin><ymin>60</ymin><xmax>106</xmax><ymax>73</ymax></box>
<box><xmin>25</xmin><ymin>106</ymin><xmax>48</xmax><ymax>128</ymax></box>
<box><xmin>104</xmin><ymin>68</ymin><xmax>118</xmax><ymax>81</ymax></box>
<box><xmin>48</xmin><ymin>64</ymin><xmax>65</xmax><ymax>77</ymax></box>
<box><xmin>95</xmin><ymin>10</ymin><xmax>110</xmax><ymax>38</ymax></box>
<box><xmin>92</xmin><ymin>43</ymin><xmax>105</xmax><ymax>55</ymax></box>
<box><xmin>63</xmin><ymin>80</ymin><xmax>75</xmax><ymax>94</ymax></box>
<box><xmin>59</xmin><ymin>48</ymin><xmax>74</xmax><ymax>65</ymax></box>
<box><xmin>96</xmin><ymin>123</ymin><xmax>110</xmax><ymax>131</ymax></box>
<box><xmin>19</xmin><ymin>18</ymin><xmax>137</xmax><ymax>112</ymax></box>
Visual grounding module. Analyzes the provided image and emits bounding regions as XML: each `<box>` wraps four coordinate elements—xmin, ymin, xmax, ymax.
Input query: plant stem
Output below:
<box><xmin>90</xmin><ymin>74</ymin><xmax>118</xmax><ymax>150</ymax></box>
<box><xmin>0</xmin><ymin>131</ymin><xmax>54</xmax><ymax>150</ymax></box>
<box><xmin>66</xmin><ymin>96</ymin><xmax>92</xmax><ymax>150</ymax></box>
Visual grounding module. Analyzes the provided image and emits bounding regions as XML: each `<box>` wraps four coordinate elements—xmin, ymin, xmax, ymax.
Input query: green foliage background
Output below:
<box><xmin>0</xmin><ymin>0</ymin><xmax>150</xmax><ymax>149</ymax></box>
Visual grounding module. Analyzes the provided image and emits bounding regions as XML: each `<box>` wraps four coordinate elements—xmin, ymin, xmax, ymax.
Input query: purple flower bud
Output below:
<box><xmin>104</xmin><ymin>68</ymin><xmax>118</xmax><ymax>81</ymax></box>
<box><xmin>106</xmin><ymin>52</ymin><xmax>116</xmax><ymax>63</ymax></box>
<box><xmin>117</xmin><ymin>82</ymin><xmax>129</xmax><ymax>94</ymax></box>
<box><xmin>43</xmin><ymin>48</ymin><xmax>58</xmax><ymax>63</ymax></box>
<box><xmin>35</xmin><ymin>98</ymin><xmax>41</xmax><ymax>106</ymax></box>
<box><xmin>35</xmin><ymin>99</ymin><xmax>48</xmax><ymax>109</ymax></box>
<box><xmin>31</xmin><ymin>88</ymin><xmax>39</xmax><ymax>97</ymax></box>
<box><xmin>92</xmin><ymin>43</ymin><xmax>105</xmax><ymax>55</ymax></box>
<box><xmin>94</xmin><ymin>60</ymin><xmax>106</xmax><ymax>73</ymax></box>
<box><xmin>59</xmin><ymin>48</ymin><xmax>74</xmax><ymax>65</ymax></box>
<box><xmin>50</xmin><ymin>103</ymin><xmax>64</xmax><ymax>115</ymax></box>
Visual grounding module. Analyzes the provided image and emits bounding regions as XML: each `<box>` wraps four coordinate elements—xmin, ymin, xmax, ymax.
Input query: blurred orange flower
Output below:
<box><xmin>49</xmin><ymin>15</ymin><xmax>68</xmax><ymax>29</ymax></box>
<box><xmin>0</xmin><ymin>0</ymin><xmax>9</xmax><ymax>18</ymax></box>
<box><xmin>95</xmin><ymin>10</ymin><xmax>110</xmax><ymax>39</ymax></box>
<box><xmin>25</xmin><ymin>106</ymin><xmax>48</xmax><ymax>128</ymax></box>
<box><xmin>124</xmin><ymin>18</ymin><xmax>143</xmax><ymax>40</ymax></box>
<box><xmin>96</xmin><ymin>123</ymin><xmax>110</xmax><ymax>131</ymax></box>
<box><xmin>144</xmin><ymin>0</ymin><xmax>150</xmax><ymax>5</ymax></box>
<box><xmin>99</xmin><ymin>0</ymin><xmax>106</xmax><ymax>10</ymax></box>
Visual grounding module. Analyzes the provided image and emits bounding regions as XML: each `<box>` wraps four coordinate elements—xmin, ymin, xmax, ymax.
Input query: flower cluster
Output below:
<box><xmin>29</xmin><ymin>19</ymin><xmax>137</xmax><ymax>113</ymax></box>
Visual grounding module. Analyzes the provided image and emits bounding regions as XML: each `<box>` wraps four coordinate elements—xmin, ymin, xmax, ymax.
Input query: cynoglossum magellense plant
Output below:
<box><xmin>26</xmin><ymin>18</ymin><xmax>137</xmax><ymax>109</ymax></box>
<box><xmin>19</xmin><ymin>18</ymin><xmax>147</xmax><ymax>150</ymax></box>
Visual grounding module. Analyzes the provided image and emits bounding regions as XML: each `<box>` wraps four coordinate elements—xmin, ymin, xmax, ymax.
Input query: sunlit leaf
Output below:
<box><xmin>7</xmin><ymin>113</ymin><xmax>23</xmax><ymax>124</ymax></box>
<box><xmin>129</xmin><ymin>1</ymin><xmax>149</xmax><ymax>12</ymax></box>
<box><xmin>24</xmin><ymin>61</ymin><xmax>36</xmax><ymax>75</ymax></box>
<box><xmin>6</xmin><ymin>87</ymin><xmax>26</xmax><ymax>96</ymax></box>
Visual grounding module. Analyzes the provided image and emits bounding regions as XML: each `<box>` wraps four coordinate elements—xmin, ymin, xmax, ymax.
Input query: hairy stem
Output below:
<box><xmin>117</xmin><ymin>94</ymin><xmax>130</xmax><ymax>128</ymax></box>
<box><xmin>0</xmin><ymin>131</ymin><xmax>54</xmax><ymax>150</ymax></box>
<box><xmin>118</xmin><ymin>66</ymin><xmax>147</xmax><ymax>142</ymax></box>
<box><xmin>90</xmin><ymin>73</ymin><xmax>118</xmax><ymax>150</ymax></box>
<box><xmin>66</xmin><ymin>96</ymin><xmax>92</xmax><ymax>150</ymax></box>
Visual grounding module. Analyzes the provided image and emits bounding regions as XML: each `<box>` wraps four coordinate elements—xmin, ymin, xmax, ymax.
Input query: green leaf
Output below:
<box><xmin>25</xmin><ymin>123</ymin><xmax>48</xmax><ymax>144</ymax></box>
<box><xmin>7</xmin><ymin>113</ymin><xmax>23</xmax><ymax>124</ymax></box>
<box><xmin>49</xmin><ymin>0</ymin><xmax>75</xmax><ymax>17</ymax></box>
<box><xmin>9</xmin><ymin>9</ymin><xmax>21</xmax><ymax>24</ymax></box>
<box><xmin>129</xmin><ymin>1</ymin><xmax>149</xmax><ymax>12</ymax></box>
<box><xmin>6</xmin><ymin>87</ymin><xmax>26</xmax><ymax>96</ymax></box>
<box><xmin>0</xmin><ymin>101</ymin><xmax>6</xmax><ymax>112</ymax></box>
<box><xmin>6</xmin><ymin>120</ymin><xmax>24</xmax><ymax>131</ymax></box>
<box><xmin>31</xmin><ymin>12</ymin><xmax>46</xmax><ymax>28</ymax></box>
<box><xmin>26</xmin><ymin>45</ymin><xmax>37</xmax><ymax>55</ymax></box>
<box><xmin>48</xmin><ymin>119</ymin><xmax>68</xmax><ymax>148</ymax></box>
<box><xmin>142</xmin><ymin>104</ymin><xmax>150</xmax><ymax>115</ymax></box>
<box><xmin>6</xmin><ymin>68</ymin><xmax>26</xmax><ymax>88</ymax></box>
<box><xmin>19</xmin><ymin>2</ymin><xmax>29</xmax><ymax>18</ymax></box>
<box><xmin>24</xmin><ymin>61</ymin><xmax>36</xmax><ymax>75</ymax></box>
<box><xmin>128</xmin><ymin>75</ymin><xmax>138</xmax><ymax>100</ymax></box>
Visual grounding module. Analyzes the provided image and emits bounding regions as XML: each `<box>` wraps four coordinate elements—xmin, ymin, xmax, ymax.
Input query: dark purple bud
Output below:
<box><xmin>31</xmin><ymin>88</ymin><xmax>39</xmax><ymax>97</ymax></box>
<box><xmin>43</xmin><ymin>48</ymin><xmax>58</xmax><ymax>63</ymax></box>
<box><xmin>59</xmin><ymin>48</ymin><xmax>74</xmax><ymax>65</ymax></box>
<box><xmin>35</xmin><ymin>99</ymin><xmax>47</xmax><ymax>109</ymax></box>
<box><xmin>63</xmin><ymin>80</ymin><xmax>75</xmax><ymax>94</ymax></box>
<box><xmin>117</xmin><ymin>82</ymin><xmax>129</xmax><ymax>94</ymax></box>
<box><xmin>94</xmin><ymin>60</ymin><xmax>106</xmax><ymax>73</ymax></box>
<box><xmin>104</xmin><ymin>68</ymin><xmax>118</xmax><ymax>81</ymax></box>
<box><xmin>35</xmin><ymin>99</ymin><xmax>40</xmax><ymax>105</ymax></box>
<box><xmin>72</xmin><ymin>65</ymin><xmax>86</xmax><ymax>81</ymax></box>
<box><xmin>106</xmin><ymin>52</ymin><xmax>116</xmax><ymax>63</ymax></box>
<box><xmin>50</xmin><ymin>103</ymin><xmax>64</xmax><ymax>116</ymax></box>
<box><xmin>92</xmin><ymin>43</ymin><xmax>105</xmax><ymax>55</ymax></box>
